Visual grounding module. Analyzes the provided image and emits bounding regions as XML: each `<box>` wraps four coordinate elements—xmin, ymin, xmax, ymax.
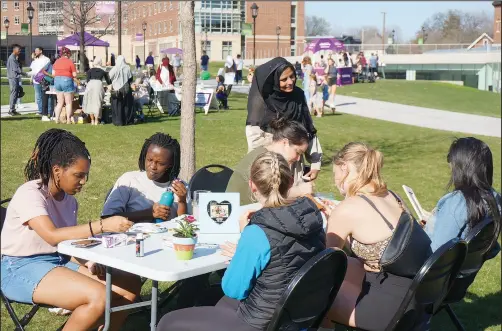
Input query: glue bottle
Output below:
<box><xmin>155</xmin><ymin>190</ymin><xmax>174</xmax><ymax>223</ymax></box>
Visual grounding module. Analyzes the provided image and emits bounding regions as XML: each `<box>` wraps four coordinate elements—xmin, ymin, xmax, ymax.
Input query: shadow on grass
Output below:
<box><xmin>336</xmin><ymin>102</ymin><xmax>357</xmax><ymax>107</ymax></box>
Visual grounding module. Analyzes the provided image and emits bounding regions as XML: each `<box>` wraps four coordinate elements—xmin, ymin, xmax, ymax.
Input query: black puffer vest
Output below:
<box><xmin>236</xmin><ymin>197</ymin><xmax>326</xmax><ymax>330</ymax></box>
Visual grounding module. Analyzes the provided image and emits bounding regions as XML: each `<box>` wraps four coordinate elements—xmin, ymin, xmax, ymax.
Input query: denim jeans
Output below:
<box><xmin>33</xmin><ymin>83</ymin><xmax>43</xmax><ymax>114</ymax></box>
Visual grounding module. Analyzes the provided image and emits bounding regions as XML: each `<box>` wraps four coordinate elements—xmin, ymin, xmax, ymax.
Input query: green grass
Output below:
<box><xmin>1</xmin><ymin>92</ymin><xmax>501</xmax><ymax>330</ymax></box>
<box><xmin>336</xmin><ymin>80</ymin><xmax>502</xmax><ymax>118</ymax></box>
<box><xmin>1</xmin><ymin>85</ymin><xmax>36</xmax><ymax>105</ymax></box>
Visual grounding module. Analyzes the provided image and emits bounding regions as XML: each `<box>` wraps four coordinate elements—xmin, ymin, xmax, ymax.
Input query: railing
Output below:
<box><xmin>244</xmin><ymin>43</ymin><xmax>502</xmax><ymax>60</ymax></box>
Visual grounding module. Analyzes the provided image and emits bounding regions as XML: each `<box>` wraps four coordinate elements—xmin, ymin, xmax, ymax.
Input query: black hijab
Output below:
<box><xmin>246</xmin><ymin>57</ymin><xmax>317</xmax><ymax>137</ymax></box>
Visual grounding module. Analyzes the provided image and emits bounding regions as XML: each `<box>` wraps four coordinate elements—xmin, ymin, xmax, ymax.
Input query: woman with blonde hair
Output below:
<box><xmin>322</xmin><ymin>142</ymin><xmax>430</xmax><ymax>330</ymax></box>
<box><xmin>156</xmin><ymin>151</ymin><xmax>326</xmax><ymax>331</ymax></box>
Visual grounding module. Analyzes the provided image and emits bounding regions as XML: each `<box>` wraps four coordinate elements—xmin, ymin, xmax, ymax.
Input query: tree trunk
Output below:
<box><xmin>178</xmin><ymin>1</ymin><xmax>197</xmax><ymax>182</ymax></box>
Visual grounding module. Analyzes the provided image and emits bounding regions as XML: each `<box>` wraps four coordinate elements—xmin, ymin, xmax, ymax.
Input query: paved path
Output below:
<box><xmin>2</xmin><ymin>81</ymin><xmax>500</xmax><ymax>139</ymax></box>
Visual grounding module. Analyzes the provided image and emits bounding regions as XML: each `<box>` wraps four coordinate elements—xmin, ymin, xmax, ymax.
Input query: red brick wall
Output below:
<box><xmin>2</xmin><ymin>0</ymin><xmax>39</xmax><ymax>35</ymax></box>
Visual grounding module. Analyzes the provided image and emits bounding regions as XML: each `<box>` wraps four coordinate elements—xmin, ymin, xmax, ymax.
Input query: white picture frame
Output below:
<box><xmin>197</xmin><ymin>192</ymin><xmax>241</xmax><ymax>244</ymax></box>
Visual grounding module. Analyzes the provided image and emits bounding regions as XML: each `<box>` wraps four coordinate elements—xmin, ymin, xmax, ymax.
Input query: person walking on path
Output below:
<box><xmin>29</xmin><ymin>47</ymin><xmax>50</xmax><ymax>115</ymax></box>
<box><xmin>200</xmin><ymin>51</ymin><xmax>209</xmax><ymax>71</ymax></box>
<box><xmin>135</xmin><ymin>55</ymin><xmax>141</xmax><ymax>70</ymax></box>
<box><xmin>7</xmin><ymin>44</ymin><xmax>23</xmax><ymax>116</ymax></box>
<box><xmin>145</xmin><ymin>52</ymin><xmax>155</xmax><ymax>70</ymax></box>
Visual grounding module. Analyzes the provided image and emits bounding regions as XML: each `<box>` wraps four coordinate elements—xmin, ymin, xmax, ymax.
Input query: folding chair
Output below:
<box><xmin>146</xmin><ymin>86</ymin><xmax>160</xmax><ymax>117</ymax></box>
<box><xmin>342</xmin><ymin>238</ymin><xmax>467</xmax><ymax>331</ymax></box>
<box><xmin>187</xmin><ymin>164</ymin><xmax>234</xmax><ymax>200</ymax></box>
<box><xmin>266</xmin><ymin>248</ymin><xmax>348</xmax><ymax>331</ymax></box>
<box><xmin>436</xmin><ymin>217</ymin><xmax>500</xmax><ymax>331</ymax></box>
<box><xmin>0</xmin><ymin>198</ymin><xmax>66</xmax><ymax>331</ymax></box>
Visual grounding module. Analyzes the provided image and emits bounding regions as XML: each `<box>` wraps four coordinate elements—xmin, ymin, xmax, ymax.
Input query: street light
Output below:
<box><xmin>276</xmin><ymin>25</ymin><xmax>281</xmax><ymax>57</ymax></box>
<box><xmin>251</xmin><ymin>3</ymin><xmax>259</xmax><ymax>66</ymax></box>
<box><xmin>27</xmin><ymin>2</ymin><xmax>34</xmax><ymax>62</ymax></box>
<box><xmin>391</xmin><ymin>29</ymin><xmax>395</xmax><ymax>43</ymax></box>
<box><xmin>142</xmin><ymin>22</ymin><xmax>147</xmax><ymax>67</ymax></box>
<box><xmin>3</xmin><ymin>18</ymin><xmax>9</xmax><ymax>63</ymax></box>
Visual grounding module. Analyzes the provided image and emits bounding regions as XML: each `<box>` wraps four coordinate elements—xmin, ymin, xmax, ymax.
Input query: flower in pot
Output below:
<box><xmin>172</xmin><ymin>217</ymin><xmax>199</xmax><ymax>260</ymax></box>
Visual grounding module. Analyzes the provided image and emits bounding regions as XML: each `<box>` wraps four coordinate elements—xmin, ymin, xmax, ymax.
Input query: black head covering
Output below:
<box><xmin>246</xmin><ymin>57</ymin><xmax>317</xmax><ymax>137</ymax></box>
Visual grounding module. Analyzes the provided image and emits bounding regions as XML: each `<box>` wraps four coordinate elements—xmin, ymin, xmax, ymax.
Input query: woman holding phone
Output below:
<box><xmin>1</xmin><ymin>129</ymin><xmax>141</xmax><ymax>331</ymax></box>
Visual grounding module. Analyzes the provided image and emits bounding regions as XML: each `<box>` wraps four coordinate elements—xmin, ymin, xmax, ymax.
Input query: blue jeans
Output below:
<box><xmin>201</xmin><ymin>64</ymin><xmax>208</xmax><ymax>71</ymax></box>
<box><xmin>54</xmin><ymin>76</ymin><xmax>75</xmax><ymax>93</ymax></box>
<box><xmin>34</xmin><ymin>83</ymin><xmax>43</xmax><ymax>114</ymax></box>
<box><xmin>1</xmin><ymin>253</ymin><xmax>80</xmax><ymax>304</ymax></box>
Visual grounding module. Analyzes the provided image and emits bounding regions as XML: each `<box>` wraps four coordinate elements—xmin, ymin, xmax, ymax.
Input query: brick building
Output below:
<box><xmin>124</xmin><ymin>0</ymin><xmax>305</xmax><ymax>63</ymax></box>
<box><xmin>494</xmin><ymin>0</ymin><xmax>501</xmax><ymax>44</ymax></box>
<box><xmin>1</xmin><ymin>0</ymin><xmax>39</xmax><ymax>35</ymax></box>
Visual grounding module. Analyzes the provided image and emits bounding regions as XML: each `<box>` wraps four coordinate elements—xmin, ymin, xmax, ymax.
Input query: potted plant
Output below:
<box><xmin>172</xmin><ymin>216</ymin><xmax>199</xmax><ymax>260</ymax></box>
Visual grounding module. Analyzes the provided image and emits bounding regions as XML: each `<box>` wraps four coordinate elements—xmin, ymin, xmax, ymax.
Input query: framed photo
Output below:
<box><xmin>197</xmin><ymin>193</ymin><xmax>240</xmax><ymax>243</ymax></box>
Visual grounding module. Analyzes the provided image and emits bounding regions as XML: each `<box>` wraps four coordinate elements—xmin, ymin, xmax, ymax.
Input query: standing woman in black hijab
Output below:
<box><xmin>246</xmin><ymin>57</ymin><xmax>323</xmax><ymax>181</ymax></box>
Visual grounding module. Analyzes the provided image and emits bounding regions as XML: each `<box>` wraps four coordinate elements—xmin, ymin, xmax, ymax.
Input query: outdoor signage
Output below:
<box><xmin>96</xmin><ymin>1</ymin><xmax>115</xmax><ymax>15</ymax></box>
<box><xmin>135</xmin><ymin>33</ymin><xmax>144</xmax><ymax>42</ymax></box>
<box><xmin>337</xmin><ymin>67</ymin><xmax>353</xmax><ymax>86</ymax></box>
<box><xmin>241</xmin><ymin>23</ymin><xmax>252</xmax><ymax>36</ymax></box>
<box><xmin>21</xmin><ymin>23</ymin><xmax>29</xmax><ymax>35</ymax></box>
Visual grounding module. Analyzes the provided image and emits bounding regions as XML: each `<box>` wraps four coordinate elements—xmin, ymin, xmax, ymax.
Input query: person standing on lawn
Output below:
<box><xmin>7</xmin><ymin>44</ymin><xmax>23</xmax><ymax>116</ymax></box>
<box><xmin>234</xmin><ymin>54</ymin><xmax>243</xmax><ymax>85</ymax></box>
<box><xmin>29</xmin><ymin>47</ymin><xmax>50</xmax><ymax>115</ymax></box>
<box><xmin>173</xmin><ymin>53</ymin><xmax>182</xmax><ymax>77</ymax></box>
<box><xmin>200</xmin><ymin>51</ymin><xmax>210</xmax><ymax>72</ymax></box>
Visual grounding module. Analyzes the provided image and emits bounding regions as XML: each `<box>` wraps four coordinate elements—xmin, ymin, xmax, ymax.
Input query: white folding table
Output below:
<box><xmin>58</xmin><ymin>234</ymin><xmax>230</xmax><ymax>331</ymax></box>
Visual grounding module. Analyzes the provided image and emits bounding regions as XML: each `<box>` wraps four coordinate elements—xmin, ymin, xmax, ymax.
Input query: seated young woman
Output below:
<box><xmin>102</xmin><ymin>132</ymin><xmax>187</xmax><ymax>222</ymax></box>
<box><xmin>226</xmin><ymin>117</ymin><xmax>314</xmax><ymax>205</ymax></box>
<box><xmin>424</xmin><ymin>137</ymin><xmax>501</xmax><ymax>251</ymax></box>
<box><xmin>156</xmin><ymin>151</ymin><xmax>326</xmax><ymax>331</ymax></box>
<box><xmin>322</xmin><ymin>142</ymin><xmax>427</xmax><ymax>331</ymax></box>
<box><xmin>0</xmin><ymin>129</ymin><xmax>141</xmax><ymax>331</ymax></box>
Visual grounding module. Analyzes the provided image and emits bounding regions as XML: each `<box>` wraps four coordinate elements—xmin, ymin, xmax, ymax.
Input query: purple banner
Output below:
<box><xmin>96</xmin><ymin>1</ymin><xmax>115</xmax><ymax>15</ymax></box>
<box><xmin>304</xmin><ymin>38</ymin><xmax>345</xmax><ymax>53</ymax></box>
<box><xmin>135</xmin><ymin>33</ymin><xmax>144</xmax><ymax>42</ymax></box>
<box><xmin>337</xmin><ymin>67</ymin><xmax>353</xmax><ymax>86</ymax></box>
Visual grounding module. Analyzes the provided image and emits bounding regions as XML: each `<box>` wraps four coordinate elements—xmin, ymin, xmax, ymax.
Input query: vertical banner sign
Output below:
<box><xmin>96</xmin><ymin>1</ymin><xmax>116</xmax><ymax>15</ymax></box>
<box><xmin>21</xmin><ymin>23</ymin><xmax>29</xmax><ymax>35</ymax></box>
<box><xmin>241</xmin><ymin>23</ymin><xmax>252</xmax><ymax>36</ymax></box>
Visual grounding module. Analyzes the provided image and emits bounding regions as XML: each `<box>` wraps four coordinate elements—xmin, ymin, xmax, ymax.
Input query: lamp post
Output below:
<box><xmin>142</xmin><ymin>22</ymin><xmax>147</xmax><ymax>67</ymax></box>
<box><xmin>3</xmin><ymin>18</ymin><xmax>9</xmax><ymax>63</ymax></box>
<box><xmin>27</xmin><ymin>2</ymin><xmax>34</xmax><ymax>62</ymax></box>
<box><xmin>251</xmin><ymin>3</ymin><xmax>259</xmax><ymax>66</ymax></box>
<box><xmin>276</xmin><ymin>25</ymin><xmax>281</xmax><ymax>57</ymax></box>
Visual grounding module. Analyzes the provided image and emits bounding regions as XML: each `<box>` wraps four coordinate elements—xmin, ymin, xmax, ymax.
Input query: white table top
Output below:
<box><xmin>58</xmin><ymin>234</ymin><xmax>230</xmax><ymax>282</ymax></box>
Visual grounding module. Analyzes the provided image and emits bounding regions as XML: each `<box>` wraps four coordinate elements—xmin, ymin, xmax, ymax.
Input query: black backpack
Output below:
<box><xmin>17</xmin><ymin>86</ymin><xmax>25</xmax><ymax>98</ymax></box>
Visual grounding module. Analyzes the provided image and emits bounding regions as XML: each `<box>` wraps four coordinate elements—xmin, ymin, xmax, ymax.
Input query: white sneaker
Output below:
<box><xmin>41</xmin><ymin>116</ymin><xmax>51</xmax><ymax>122</ymax></box>
<box><xmin>48</xmin><ymin>307</ymin><xmax>72</xmax><ymax>316</ymax></box>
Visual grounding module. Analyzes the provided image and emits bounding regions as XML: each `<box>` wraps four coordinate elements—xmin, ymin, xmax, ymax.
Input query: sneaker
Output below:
<box><xmin>48</xmin><ymin>307</ymin><xmax>72</xmax><ymax>316</ymax></box>
<box><xmin>41</xmin><ymin>115</ymin><xmax>51</xmax><ymax>122</ymax></box>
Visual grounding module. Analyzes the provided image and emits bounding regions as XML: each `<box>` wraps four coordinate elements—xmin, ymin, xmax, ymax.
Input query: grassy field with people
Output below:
<box><xmin>1</xmin><ymin>90</ymin><xmax>500</xmax><ymax>330</ymax></box>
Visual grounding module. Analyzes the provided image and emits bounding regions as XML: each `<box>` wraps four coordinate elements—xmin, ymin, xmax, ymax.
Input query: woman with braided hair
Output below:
<box><xmin>102</xmin><ymin>132</ymin><xmax>188</xmax><ymax>222</ymax></box>
<box><xmin>1</xmin><ymin>128</ymin><xmax>141</xmax><ymax>331</ymax></box>
<box><xmin>157</xmin><ymin>151</ymin><xmax>326</xmax><ymax>331</ymax></box>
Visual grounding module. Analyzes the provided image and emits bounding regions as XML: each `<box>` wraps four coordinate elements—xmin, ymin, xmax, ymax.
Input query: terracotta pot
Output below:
<box><xmin>173</xmin><ymin>235</ymin><xmax>197</xmax><ymax>260</ymax></box>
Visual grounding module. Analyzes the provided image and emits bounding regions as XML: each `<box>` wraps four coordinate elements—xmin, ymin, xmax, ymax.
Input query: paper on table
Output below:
<box><xmin>129</xmin><ymin>223</ymin><xmax>169</xmax><ymax>234</ymax></box>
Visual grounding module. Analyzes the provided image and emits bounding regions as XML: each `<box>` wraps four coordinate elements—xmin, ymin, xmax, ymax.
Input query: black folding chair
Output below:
<box><xmin>188</xmin><ymin>164</ymin><xmax>234</xmax><ymax>200</ymax></box>
<box><xmin>343</xmin><ymin>238</ymin><xmax>467</xmax><ymax>331</ymax></box>
<box><xmin>146</xmin><ymin>86</ymin><xmax>159</xmax><ymax>117</ymax></box>
<box><xmin>266</xmin><ymin>248</ymin><xmax>348</xmax><ymax>331</ymax></box>
<box><xmin>436</xmin><ymin>218</ymin><xmax>500</xmax><ymax>331</ymax></box>
<box><xmin>0</xmin><ymin>198</ymin><xmax>66</xmax><ymax>331</ymax></box>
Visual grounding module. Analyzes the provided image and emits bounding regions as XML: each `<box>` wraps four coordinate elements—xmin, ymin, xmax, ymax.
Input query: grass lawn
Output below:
<box><xmin>1</xmin><ymin>91</ymin><xmax>501</xmax><ymax>330</ymax></box>
<box><xmin>336</xmin><ymin>80</ymin><xmax>502</xmax><ymax>118</ymax></box>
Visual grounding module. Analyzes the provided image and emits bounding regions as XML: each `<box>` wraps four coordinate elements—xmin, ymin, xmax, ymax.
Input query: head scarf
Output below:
<box><xmin>225</xmin><ymin>55</ymin><xmax>234</xmax><ymax>68</ymax></box>
<box><xmin>156</xmin><ymin>57</ymin><xmax>176</xmax><ymax>85</ymax></box>
<box><xmin>108</xmin><ymin>55</ymin><xmax>132</xmax><ymax>91</ymax></box>
<box><xmin>60</xmin><ymin>47</ymin><xmax>71</xmax><ymax>57</ymax></box>
<box><xmin>92</xmin><ymin>56</ymin><xmax>103</xmax><ymax>68</ymax></box>
<box><xmin>246</xmin><ymin>57</ymin><xmax>316</xmax><ymax>137</ymax></box>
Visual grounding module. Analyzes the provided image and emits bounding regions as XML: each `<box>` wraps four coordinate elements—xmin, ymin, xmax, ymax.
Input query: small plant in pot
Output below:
<box><xmin>173</xmin><ymin>216</ymin><xmax>199</xmax><ymax>260</ymax></box>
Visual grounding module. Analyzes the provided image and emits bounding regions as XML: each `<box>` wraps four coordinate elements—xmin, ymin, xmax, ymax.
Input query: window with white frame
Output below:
<box><xmin>149</xmin><ymin>25</ymin><xmax>152</xmax><ymax>36</ymax></box>
<box><xmin>124</xmin><ymin>10</ymin><xmax>128</xmax><ymax>21</ymax></box>
<box><xmin>164</xmin><ymin>21</ymin><xmax>167</xmax><ymax>33</ymax></box>
<box><xmin>222</xmin><ymin>41</ymin><xmax>232</xmax><ymax>58</ymax></box>
<box><xmin>14</xmin><ymin>16</ymin><xmax>20</xmax><ymax>25</ymax></box>
<box><xmin>2</xmin><ymin>1</ymin><xmax>7</xmax><ymax>10</ymax></box>
<box><xmin>158</xmin><ymin>22</ymin><xmax>161</xmax><ymax>35</ymax></box>
<box><xmin>170</xmin><ymin>20</ymin><xmax>173</xmax><ymax>32</ymax></box>
<box><xmin>201</xmin><ymin>40</ymin><xmax>211</xmax><ymax>58</ymax></box>
<box><xmin>164</xmin><ymin>2</ymin><xmax>167</xmax><ymax>11</ymax></box>
<box><xmin>153</xmin><ymin>2</ymin><xmax>157</xmax><ymax>14</ymax></box>
<box><xmin>290</xmin><ymin>5</ymin><xmax>296</xmax><ymax>24</ymax></box>
<box><xmin>143</xmin><ymin>6</ymin><xmax>146</xmax><ymax>17</ymax></box>
<box><xmin>14</xmin><ymin>1</ymin><xmax>20</xmax><ymax>10</ymax></box>
<box><xmin>148</xmin><ymin>5</ymin><xmax>152</xmax><ymax>16</ymax></box>
<box><xmin>169</xmin><ymin>1</ymin><xmax>173</xmax><ymax>10</ymax></box>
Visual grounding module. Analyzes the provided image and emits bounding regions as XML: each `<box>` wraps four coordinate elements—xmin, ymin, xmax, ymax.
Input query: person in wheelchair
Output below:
<box><xmin>216</xmin><ymin>75</ymin><xmax>229</xmax><ymax>110</ymax></box>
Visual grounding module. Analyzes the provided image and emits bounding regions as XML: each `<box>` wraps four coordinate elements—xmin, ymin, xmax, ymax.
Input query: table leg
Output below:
<box><xmin>103</xmin><ymin>266</ymin><xmax>112</xmax><ymax>331</ymax></box>
<box><xmin>150</xmin><ymin>280</ymin><xmax>159</xmax><ymax>331</ymax></box>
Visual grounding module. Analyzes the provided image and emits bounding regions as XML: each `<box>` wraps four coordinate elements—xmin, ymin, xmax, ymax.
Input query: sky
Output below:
<box><xmin>305</xmin><ymin>1</ymin><xmax>495</xmax><ymax>41</ymax></box>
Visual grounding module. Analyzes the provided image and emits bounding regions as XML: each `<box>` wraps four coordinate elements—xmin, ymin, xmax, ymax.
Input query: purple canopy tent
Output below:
<box><xmin>304</xmin><ymin>38</ymin><xmax>345</xmax><ymax>53</ymax></box>
<box><xmin>56</xmin><ymin>32</ymin><xmax>110</xmax><ymax>47</ymax></box>
<box><xmin>160</xmin><ymin>47</ymin><xmax>183</xmax><ymax>55</ymax></box>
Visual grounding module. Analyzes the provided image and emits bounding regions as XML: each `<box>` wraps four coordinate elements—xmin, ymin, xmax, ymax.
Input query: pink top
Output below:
<box><xmin>1</xmin><ymin>180</ymin><xmax>78</xmax><ymax>256</ymax></box>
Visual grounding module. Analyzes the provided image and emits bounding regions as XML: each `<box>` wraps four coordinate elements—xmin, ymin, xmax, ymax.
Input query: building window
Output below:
<box><xmin>2</xmin><ymin>1</ymin><xmax>7</xmax><ymax>10</ymax></box>
<box><xmin>290</xmin><ymin>5</ymin><xmax>296</xmax><ymax>24</ymax></box>
<box><xmin>164</xmin><ymin>2</ymin><xmax>167</xmax><ymax>11</ymax></box>
<box><xmin>169</xmin><ymin>1</ymin><xmax>173</xmax><ymax>10</ymax></box>
<box><xmin>148</xmin><ymin>5</ymin><xmax>152</xmax><ymax>16</ymax></box>
<box><xmin>124</xmin><ymin>10</ymin><xmax>128</xmax><ymax>22</ymax></box>
<box><xmin>222</xmin><ymin>41</ymin><xmax>232</xmax><ymax>58</ymax></box>
<box><xmin>143</xmin><ymin>6</ymin><xmax>146</xmax><ymax>17</ymax></box>
<box><xmin>149</xmin><ymin>25</ymin><xmax>152</xmax><ymax>36</ymax></box>
<box><xmin>14</xmin><ymin>16</ymin><xmax>20</xmax><ymax>25</ymax></box>
<box><xmin>153</xmin><ymin>2</ymin><xmax>157</xmax><ymax>14</ymax></box>
<box><xmin>164</xmin><ymin>21</ymin><xmax>167</xmax><ymax>33</ymax></box>
<box><xmin>14</xmin><ymin>1</ymin><xmax>20</xmax><ymax>10</ymax></box>
<box><xmin>290</xmin><ymin>27</ymin><xmax>296</xmax><ymax>40</ymax></box>
<box><xmin>170</xmin><ymin>20</ymin><xmax>173</xmax><ymax>32</ymax></box>
<box><xmin>497</xmin><ymin>20</ymin><xmax>501</xmax><ymax>33</ymax></box>
<box><xmin>158</xmin><ymin>22</ymin><xmax>161</xmax><ymax>35</ymax></box>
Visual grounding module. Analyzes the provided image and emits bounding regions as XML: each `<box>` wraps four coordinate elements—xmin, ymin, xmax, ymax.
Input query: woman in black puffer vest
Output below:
<box><xmin>157</xmin><ymin>151</ymin><xmax>326</xmax><ymax>331</ymax></box>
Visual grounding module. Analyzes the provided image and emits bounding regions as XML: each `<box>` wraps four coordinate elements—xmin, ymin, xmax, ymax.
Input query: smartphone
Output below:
<box><xmin>302</xmin><ymin>165</ymin><xmax>312</xmax><ymax>182</ymax></box>
<box><xmin>71</xmin><ymin>239</ymin><xmax>102</xmax><ymax>248</ymax></box>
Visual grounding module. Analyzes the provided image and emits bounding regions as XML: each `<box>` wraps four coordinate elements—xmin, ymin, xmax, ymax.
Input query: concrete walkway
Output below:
<box><xmin>2</xmin><ymin>82</ymin><xmax>500</xmax><ymax>138</ymax></box>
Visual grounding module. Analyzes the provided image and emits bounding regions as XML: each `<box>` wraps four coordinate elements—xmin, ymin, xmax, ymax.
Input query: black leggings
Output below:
<box><xmin>41</xmin><ymin>90</ymin><xmax>55</xmax><ymax>117</ymax></box>
<box><xmin>156</xmin><ymin>296</ymin><xmax>257</xmax><ymax>331</ymax></box>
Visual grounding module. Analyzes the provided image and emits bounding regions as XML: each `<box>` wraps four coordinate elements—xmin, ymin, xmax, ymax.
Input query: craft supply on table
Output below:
<box><xmin>136</xmin><ymin>233</ymin><xmax>145</xmax><ymax>257</ymax></box>
<box><xmin>91</xmin><ymin>233</ymin><xmax>134</xmax><ymax>248</ymax></box>
<box><xmin>128</xmin><ymin>222</ymin><xmax>169</xmax><ymax>234</ymax></box>
<box><xmin>156</xmin><ymin>189</ymin><xmax>175</xmax><ymax>223</ymax></box>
